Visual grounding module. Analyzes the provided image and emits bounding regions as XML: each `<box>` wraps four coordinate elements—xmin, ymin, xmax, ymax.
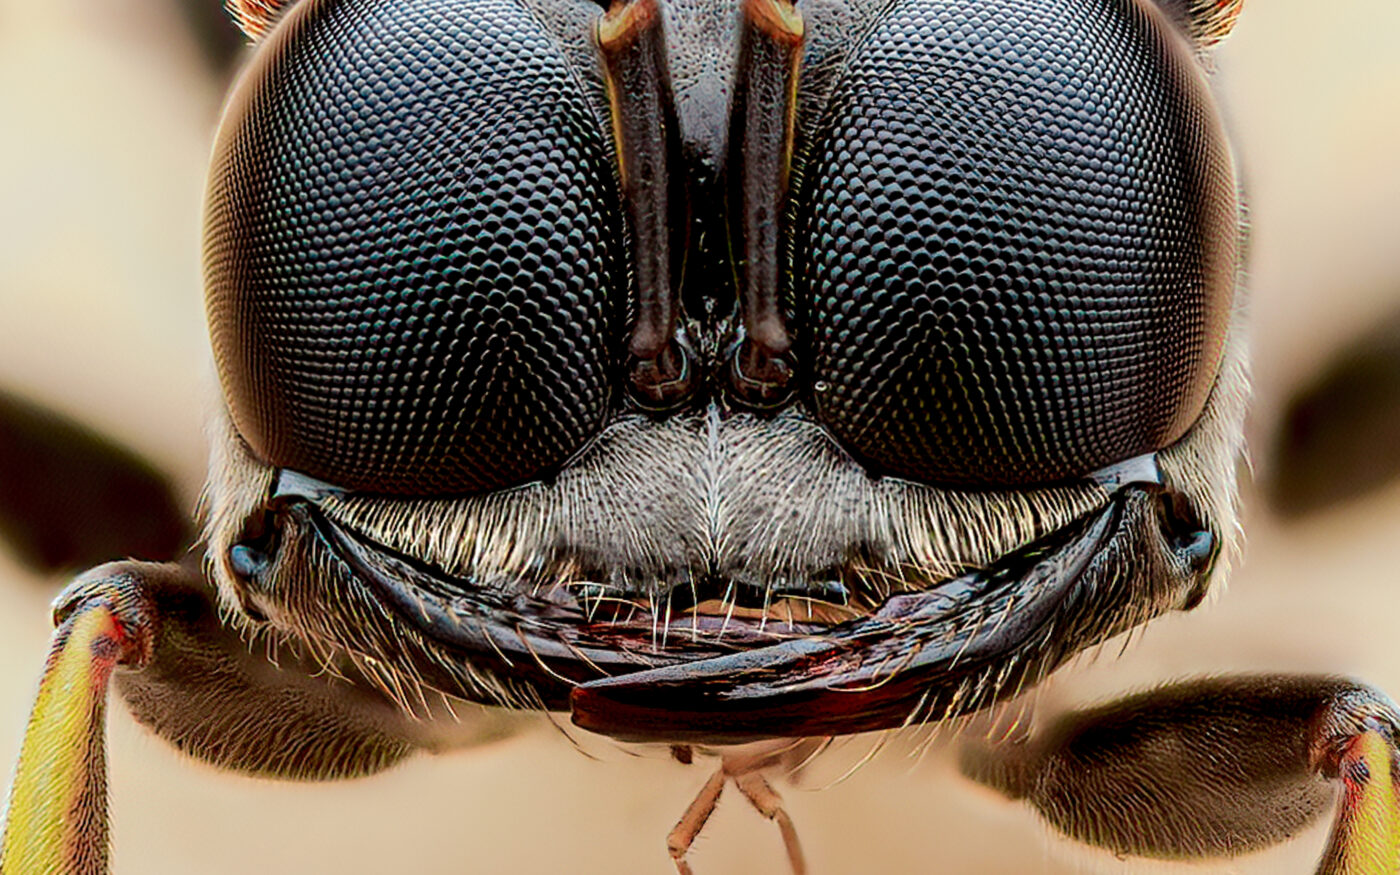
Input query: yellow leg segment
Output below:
<box><xmin>1</xmin><ymin>570</ymin><xmax>151</xmax><ymax>875</ymax></box>
<box><xmin>1320</xmin><ymin>728</ymin><xmax>1400</xmax><ymax>875</ymax></box>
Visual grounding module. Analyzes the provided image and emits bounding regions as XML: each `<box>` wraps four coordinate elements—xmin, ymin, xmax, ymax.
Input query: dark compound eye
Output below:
<box><xmin>799</xmin><ymin>0</ymin><xmax>1238</xmax><ymax>488</ymax></box>
<box><xmin>204</xmin><ymin>0</ymin><xmax>623</xmax><ymax>495</ymax></box>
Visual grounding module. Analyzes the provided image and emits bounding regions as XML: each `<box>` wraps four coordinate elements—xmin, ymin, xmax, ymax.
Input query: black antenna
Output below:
<box><xmin>728</xmin><ymin>0</ymin><xmax>803</xmax><ymax>410</ymax></box>
<box><xmin>597</xmin><ymin>0</ymin><xmax>696</xmax><ymax>410</ymax></box>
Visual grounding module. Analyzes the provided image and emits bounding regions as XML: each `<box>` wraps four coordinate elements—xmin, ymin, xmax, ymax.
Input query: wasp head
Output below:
<box><xmin>200</xmin><ymin>0</ymin><xmax>1246</xmax><ymax>742</ymax></box>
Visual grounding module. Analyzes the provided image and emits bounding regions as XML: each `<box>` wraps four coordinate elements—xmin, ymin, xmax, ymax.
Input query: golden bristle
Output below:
<box><xmin>1189</xmin><ymin>0</ymin><xmax>1245</xmax><ymax>46</ymax></box>
<box><xmin>226</xmin><ymin>0</ymin><xmax>295</xmax><ymax>40</ymax></box>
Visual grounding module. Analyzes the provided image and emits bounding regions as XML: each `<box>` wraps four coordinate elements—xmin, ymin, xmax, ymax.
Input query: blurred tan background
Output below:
<box><xmin>1</xmin><ymin>0</ymin><xmax>1398</xmax><ymax>872</ymax></box>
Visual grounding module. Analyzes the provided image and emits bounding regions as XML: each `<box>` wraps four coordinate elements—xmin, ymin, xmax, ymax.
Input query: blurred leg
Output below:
<box><xmin>734</xmin><ymin>771</ymin><xmax>807</xmax><ymax>875</ymax></box>
<box><xmin>668</xmin><ymin>768</ymin><xmax>726</xmax><ymax>875</ymax></box>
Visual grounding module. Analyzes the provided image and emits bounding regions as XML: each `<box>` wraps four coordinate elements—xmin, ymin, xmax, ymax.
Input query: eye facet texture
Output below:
<box><xmin>800</xmin><ymin>0</ymin><xmax>1238</xmax><ymax>488</ymax></box>
<box><xmin>205</xmin><ymin>0</ymin><xmax>621</xmax><ymax>495</ymax></box>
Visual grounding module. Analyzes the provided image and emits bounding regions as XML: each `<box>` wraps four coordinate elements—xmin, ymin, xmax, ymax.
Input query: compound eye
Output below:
<box><xmin>800</xmin><ymin>0</ymin><xmax>1238</xmax><ymax>488</ymax></box>
<box><xmin>205</xmin><ymin>0</ymin><xmax>623</xmax><ymax>495</ymax></box>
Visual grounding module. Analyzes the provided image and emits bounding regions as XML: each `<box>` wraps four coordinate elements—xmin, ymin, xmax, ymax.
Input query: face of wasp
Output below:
<box><xmin>20</xmin><ymin>2</ymin><xmax>1400</xmax><ymax>873</ymax></box>
<box><xmin>199</xmin><ymin>0</ymin><xmax>1247</xmax><ymax>737</ymax></box>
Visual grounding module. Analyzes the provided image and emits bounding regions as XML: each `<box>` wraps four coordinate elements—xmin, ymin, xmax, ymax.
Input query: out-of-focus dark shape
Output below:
<box><xmin>1270</xmin><ymin>308</ymin><xmax>1400</xmax><ymax>517</ymax></box>
<box><xmin>0</xmin><ymin>391</ymin><xmax>189</xmax><ymax>574</ymax></box>
<box><xmin>170</xmin><ymin>0</ymin><xmax>247</xmax><ymax>73</ymax></box>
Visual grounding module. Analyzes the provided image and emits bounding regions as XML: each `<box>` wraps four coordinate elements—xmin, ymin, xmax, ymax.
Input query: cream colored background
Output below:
<box><xmin>1</xmin><ymin>1</ymin><xmax>1398</xmax><ymax>872</ymax></box>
